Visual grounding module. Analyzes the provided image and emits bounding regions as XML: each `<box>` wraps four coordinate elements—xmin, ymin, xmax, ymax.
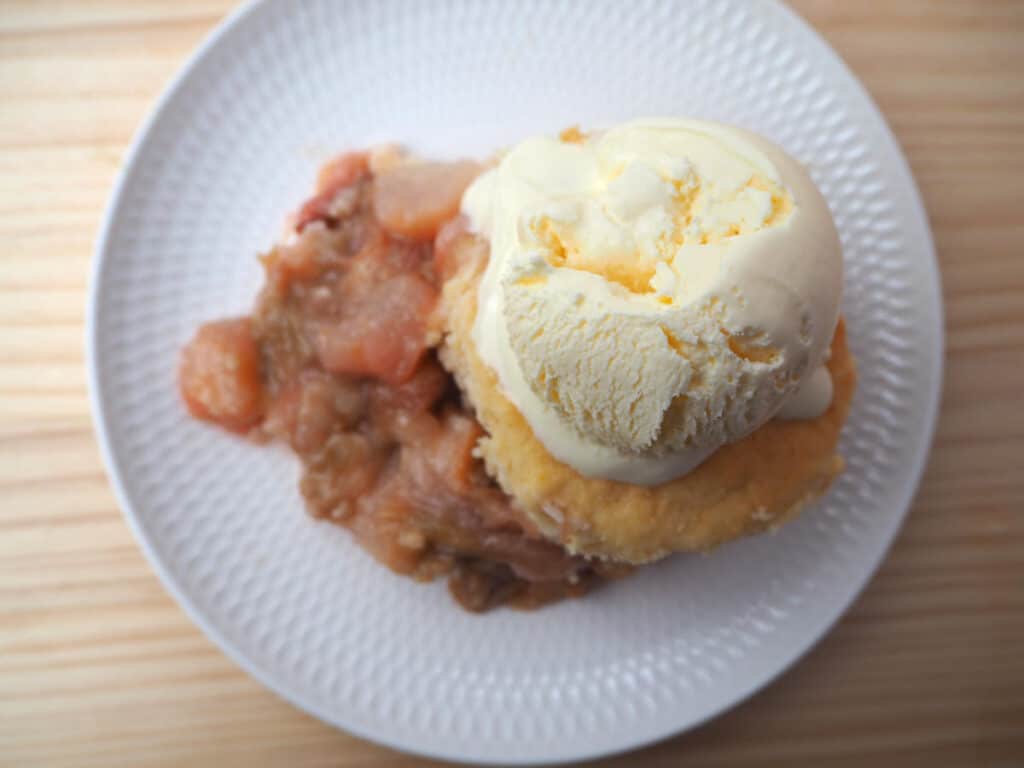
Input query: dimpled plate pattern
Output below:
<box><xmin>88</xmin><ymin>0</ymin><xmax>942</xmax><ymax>763</ymax></box>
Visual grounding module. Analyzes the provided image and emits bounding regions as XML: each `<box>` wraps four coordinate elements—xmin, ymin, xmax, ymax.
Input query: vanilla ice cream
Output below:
<box><xmin>462</xmin><ymin>118</ymin><xmax>842</xmax><ymax>485</ymax></box>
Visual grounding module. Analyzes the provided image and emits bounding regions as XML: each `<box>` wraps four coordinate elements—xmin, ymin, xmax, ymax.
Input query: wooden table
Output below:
<box><xmin>2</xmin><ymin>1</ymin><xmax>1021</xmax><ymax>765</ymax></box>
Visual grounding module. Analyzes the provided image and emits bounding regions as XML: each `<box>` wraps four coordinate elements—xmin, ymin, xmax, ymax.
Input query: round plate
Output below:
<box><xmin>88</xmin><ymin>0</ymin><xmax>942</xmax><ymax>763</ymax></box>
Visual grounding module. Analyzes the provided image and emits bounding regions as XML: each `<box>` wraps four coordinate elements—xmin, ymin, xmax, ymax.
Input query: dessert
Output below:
<box><xmin>179</xmin><ymin>119</ymin><xmax>855</xmax><ymax>611</ymax></box>
<box><xmin>444</xmin><ymin>119</ymin><xmax>854</xmax><ymax>562</ymax></box>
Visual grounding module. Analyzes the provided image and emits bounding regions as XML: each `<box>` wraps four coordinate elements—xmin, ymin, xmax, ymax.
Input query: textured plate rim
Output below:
<box><xmin>85</xmin><ymin>0</ymin><xmax>944</xmax><ymax>763</ymax></box>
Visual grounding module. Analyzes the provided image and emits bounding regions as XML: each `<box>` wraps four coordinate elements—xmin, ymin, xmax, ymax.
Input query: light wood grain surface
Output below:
<box><xmin>1</xmin><ymin>1</ymin><xmax>1022</xmax><ymax>765</ymax></box>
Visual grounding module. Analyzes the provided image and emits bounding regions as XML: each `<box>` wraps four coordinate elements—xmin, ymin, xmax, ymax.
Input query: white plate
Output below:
<box><xmin>88</xmin><ymin>0</ymin><xmax>942</xmax><ymax>763</ymax></box>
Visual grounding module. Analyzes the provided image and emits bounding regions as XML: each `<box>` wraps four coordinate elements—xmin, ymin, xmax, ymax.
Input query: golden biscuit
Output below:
<box><xmin>440</xmin><ymin>237</ymin><xmax>856</xmax><ymax>564</ymax></box>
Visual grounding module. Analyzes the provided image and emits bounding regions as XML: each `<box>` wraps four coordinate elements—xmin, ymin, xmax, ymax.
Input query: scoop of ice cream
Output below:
<box><xmin>462</xmin><ymin>118</ymin><xmax>842</xmax><ymax>486</ymax></box>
